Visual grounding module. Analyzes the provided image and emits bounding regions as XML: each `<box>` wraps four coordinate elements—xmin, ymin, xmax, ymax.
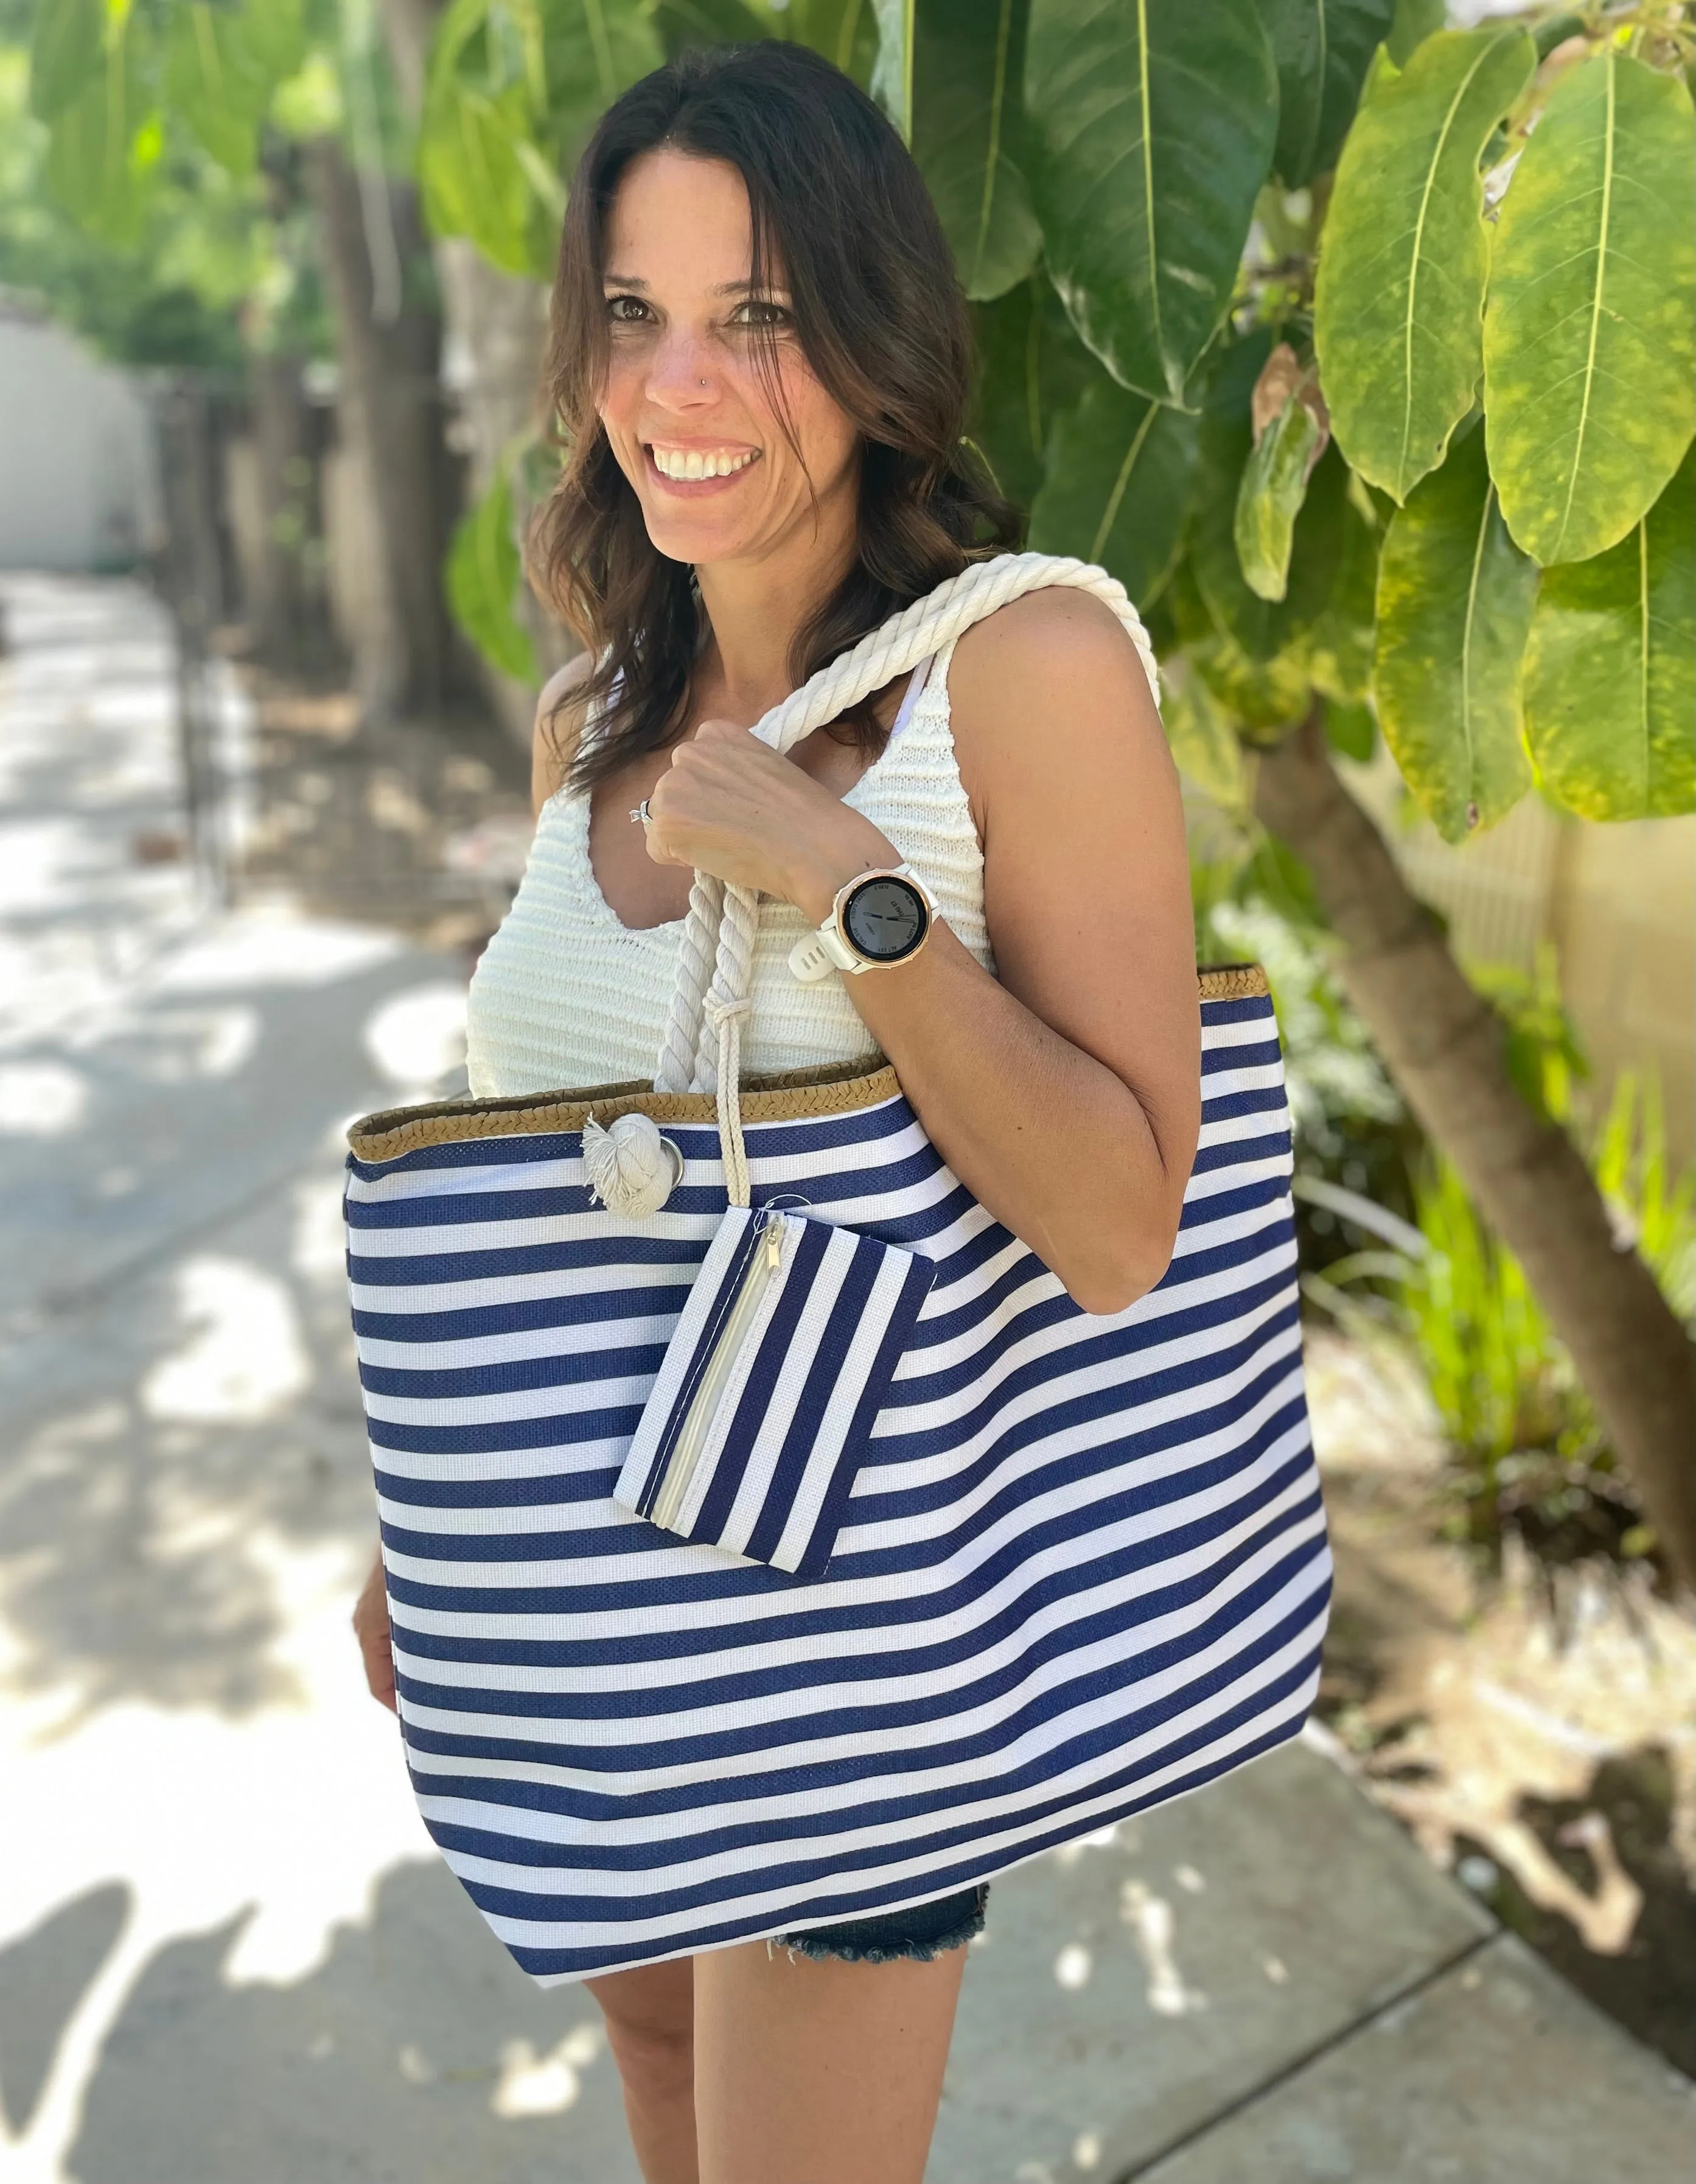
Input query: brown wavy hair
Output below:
<box><xmin>529</xmin><ymin>41</ymin><xmax>1021</xmax><ymax>790</ymax></box>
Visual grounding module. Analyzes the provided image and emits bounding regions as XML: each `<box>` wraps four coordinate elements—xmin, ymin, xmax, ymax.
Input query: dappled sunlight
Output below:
<box><xmin>490</xmin><ymin>2024</ymin><xmax>605</xmax><ymax>2119</ymax></box>
<box><xmin>1118</xmin><ymin>1882</ymin><xmax>1208</xmax><ymax>2020</ymax></box>
<box><xmin>0</xmin><ymin>577</ymin><xmax>526</xmax><ymax>2182</ymax></box>
<box><xmin>141</xmin><ymin>1257</ymin><xmax>310</xmax><ymax>1427</ymax></box>
<box><xmin>0</xmin><ymin>819</ymin><xmax>96</xmax><ymax>916</ymax></box>
<box><xmin>1053</xmin><ymin>1942</ymin><xmax>1092</xmax><ymax>1990</ymax></box>
<box><xmin>113</xmin><ymin>1004</ymin><xmax>262</xmax><ymax>1083</ymax></box>
<box><xmin>361</xmin><ymin>980</ymin><xmax>468</xmax><ymax>1092</ymax></box>
<box><xmin>291</xmin><ymin>1172</ymin><xmax>352</xmax><ymax>1286</ymax></box>
<box><xmin>155</xmin><ymin>906</ymin><xmax>402</xmax><ymax>994</ymax></box>
<box><xmin>0</xmin><ymin>1059</ymin><xmax>89</xmax><ymax>1135</ymax></box>
<box><xmin>1052</xmin><ymin>1821</ymin><xmax>1125</xmax><ymax>1869</ymax></box>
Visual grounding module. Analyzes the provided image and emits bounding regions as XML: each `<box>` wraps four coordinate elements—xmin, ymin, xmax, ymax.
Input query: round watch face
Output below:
<box><xmin>842</xmin><ymin>875</ymin><xmax>929</xmax><ymax>964</ymax></box>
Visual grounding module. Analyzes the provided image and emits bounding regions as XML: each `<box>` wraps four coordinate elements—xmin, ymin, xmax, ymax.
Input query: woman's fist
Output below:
<box><xmin>642</xmin><ymin>718</ymin><xmax>893</xmax><ymax>922</ymax></box>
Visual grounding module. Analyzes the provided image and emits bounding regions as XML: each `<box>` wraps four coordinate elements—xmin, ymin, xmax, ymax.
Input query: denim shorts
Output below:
<box><xmin>773</xmin><ymin>1883</ymin><xmax>988</xmax><ymax>1965</ymax></box>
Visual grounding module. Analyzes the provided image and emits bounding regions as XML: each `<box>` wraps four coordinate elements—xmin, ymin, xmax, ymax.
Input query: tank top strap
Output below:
<box><xmin>882</xmin><ymin>653</ymin><xmax>934</xmax><ymax>743</ymax></box>
<box><xmin>924</xmin><ymin>634</ymin><xmax>963</xmax><ymax>708</ymax></box>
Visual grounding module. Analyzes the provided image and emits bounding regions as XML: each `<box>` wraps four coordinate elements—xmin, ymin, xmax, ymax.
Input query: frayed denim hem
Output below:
<box><xmin>769</xmin><ymin>1884</ymin><xmax>988</xmax><ymax>1966</ymax></box>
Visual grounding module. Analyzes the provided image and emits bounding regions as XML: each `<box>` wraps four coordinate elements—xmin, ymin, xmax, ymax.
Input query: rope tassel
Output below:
<box><xmin>583</xmin><ymin>1111</ymin><xmax>685</xmax><ymax>1219</ymax></box>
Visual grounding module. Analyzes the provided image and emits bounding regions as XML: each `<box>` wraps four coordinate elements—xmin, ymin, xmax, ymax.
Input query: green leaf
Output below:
<box><xmin>29</xmin><ymin>0</ymin><xmax>104</xmax><ymax>121</ymax></box>
<box><xmin>1269</xmin><ymin>0</ymin><xmax>1397</xmax><ymax>189</ymax></box>
<box><xmin>654</xmin><ymin>0</ymin><xmax>779</xmax><ymax>51</ymax></box>
<box><xmin>1170</xmin><ymin>562</ymin><xmax>1313</xmax><ymax>731</ymax></box>
<box><xmin>1025</xmin><ymin>0</ymin><xmax>1279</xmax><ymax>402</ymax></box>
<box><xmin>1030</xmin><ymin>376</ymin><xmax>1199</xmax><ymax>601</ymax></box>
<box><xmin>1385</xmin><ymin>0</ymin><xmax>1444</xmax><ymax>69</ymax></box>
<box><xmin>1521</xmin><ymin>447</ymin><xmax>1695</xmax><ymax>822</ymax></box>
<box><xmin>870</xmin><ymin>0</ymin><xmax>914</xmax><ymax>138</ymax></box>
<box><xmin>1482</xmin><ymin>53</ymin><xmax>1696</xmax><ymax>567</ymax></box>
<box><xmin>1324</xmin><ymin>697</ymin><xmax>1377</xmax><ymax>761</ymax></box>
<box><xmin>1372</xmin><ymin>424</ymin><xmax>1537</xmax><ymax>842</ymax></box>
<box><xmin>448</xmin><ymin>469</ymin><xmax>539</xmax><ymax>684</ymax></box>
<box><xmin>243</xmin><ymin>0</ymin><xmax>307</xmax><ymax>85</ymax></box>
<box><xmin>165</xmin><ymin>5</ymin><xmax>275</xmax><ymax>178</ymax></box>
<box><xmin>1191</xmin><ymin>338</ymin><xmax>1349</xmax><ymax>662</ymax></box>
<box><xmin>787</xmin><ymin>0</ymin><xmax>880</xmax><ymax>81</ymax></box>
<box><xmin>270</xmin><ymin>49</ymin><xmax>343</xmax><ymax>138</ymax></box>
<box><xmin>967</xmin><ymin>274</ymin><xmax>1097</xmax><ymax>509</ymax></box>
<box><xmin>910</xmin><ymin>0</ymin><xmax>1041</xmax><ymax>301</ymax></box>
<box><xmin>1163</xmin><ymin>662</ymin><xmax>1248</xmax><ymax>806</ymax></box>
<box><xmin>1234</xmin><ymin>394</ymin><xmax>1324</xmax><ymax>602</ymax></box>
<box><xmin>540</xmin><ymin>0</ymin><xmax>666</xmax><ymax>163</ymax></box>
<box><xmin>1314</xmin><ymin>27</ymin><xmax>1535</xmax><ymax>503</ymax></box>
<box><xmin>421</xmin><ymin>0</ymin><xmax>576</xmax><ymax>278</ymax></box>
<box><xmin>1303</xmin><ymin>488</ymin><xmax>1378</xmax><ymax>700</ymax></box>
<box><xmin>44</xmin><ymin>21</ymin><xmax>155</xmax><ymax>247</ymax></box>
<box><xmin>421</xmin><ymin>75</ymin><xmax>540</xmax><ymax>275</ymax></box>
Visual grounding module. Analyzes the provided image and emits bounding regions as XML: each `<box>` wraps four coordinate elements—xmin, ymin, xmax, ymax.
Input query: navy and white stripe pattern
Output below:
<box><xmin>345</xmin><ymin>973</ymin><xmax>1330</xmax><ymax>1984</ymax></box>
<box><xmin>613</xmin><ymin>1208</ymin><xmax>937</xmax><ymax>1577</ymax></box>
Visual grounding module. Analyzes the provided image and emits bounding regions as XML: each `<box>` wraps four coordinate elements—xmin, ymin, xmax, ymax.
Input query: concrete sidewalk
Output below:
<box><xmin>1</xmin><ymin>576</ymin><xmax>1690</xmax><ymax>2184</ymax></box>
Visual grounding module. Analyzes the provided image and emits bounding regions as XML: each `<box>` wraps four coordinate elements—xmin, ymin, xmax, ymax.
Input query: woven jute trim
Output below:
<box><xmin>1198</xmin><ymin>962</ymin><xmax>1271</xmax><ymax>1001</ymax></box>
<box><xmin>348</xmin><ymin>1057</ymin><xmax>901</xmax><ymax>1164</ymax></box>
<box><xmin>346</xmin><ymin>964</ymin><xmax>1271</xmax><ymax>1164</ymax></box>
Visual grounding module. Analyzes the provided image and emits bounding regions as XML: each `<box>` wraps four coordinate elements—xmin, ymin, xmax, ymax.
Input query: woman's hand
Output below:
<box><xmin>353</xmin><ymin>1551</ymin><xmax>398</xmax><ymax>1713</ymax></box>
<box><xmin>643</xmin><ymin>718</ymin><xmax>895</xmax><ymax>921</ymax></box>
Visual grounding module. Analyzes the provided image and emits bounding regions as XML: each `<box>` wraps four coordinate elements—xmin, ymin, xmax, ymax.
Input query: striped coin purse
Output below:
<box><xmin>613</xmin><ymin>1205</ymin><xmax>936</xmax><ymax>1577</ymax></box>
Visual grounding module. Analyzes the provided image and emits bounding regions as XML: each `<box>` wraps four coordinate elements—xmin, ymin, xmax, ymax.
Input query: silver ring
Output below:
<box><xmin>629</xmin><ymin>799</ymin><xmax>652</xmax><ymax>827</ymax></box>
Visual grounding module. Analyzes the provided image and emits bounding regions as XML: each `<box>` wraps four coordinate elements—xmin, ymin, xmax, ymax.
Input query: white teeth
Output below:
<box><xmin>651</xmin><ymin>447</ymin><xmax>755</xmax><ymax>480</ymax></box>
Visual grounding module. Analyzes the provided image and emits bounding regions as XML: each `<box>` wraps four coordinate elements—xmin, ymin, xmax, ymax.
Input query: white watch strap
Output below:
<box><xmin>788</xmin><ymin>923</ymin><xmax>857</xmax><ymax>982</ymax></box>
<box><xmin>787</xmin><ymin>864</ymin><xmax>927</xmax><ymax>983</ymax></box>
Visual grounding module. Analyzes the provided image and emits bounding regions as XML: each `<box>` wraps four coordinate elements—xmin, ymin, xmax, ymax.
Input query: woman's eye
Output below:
<box><xmin>730</xmin><ymin>299</ymin><xmax>792</xmax><ymax>330</ymax></box>
<box><xmin>605</xmin><ymin>294</ymin><xmax>651</xmax><ymax>325</ymax></box>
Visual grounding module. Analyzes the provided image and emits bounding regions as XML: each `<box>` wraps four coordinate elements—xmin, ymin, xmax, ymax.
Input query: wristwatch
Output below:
<box><xmin>787</xmin><ymin>864</ymin><xmax>937</xmax><ymax>981</ymax></box>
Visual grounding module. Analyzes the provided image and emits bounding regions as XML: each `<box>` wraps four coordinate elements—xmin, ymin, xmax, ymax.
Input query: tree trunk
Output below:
<box><xmin>436</xmin><ymin>239</ymin><xmax>574</xmax><ymax>745</ymax></box>
<box><xmin>247</xmin><ymin>354</ymin><xmax>327</xmax><ymax>670</ymax></box>
<box><xmin>305</xmin><ymin>138</ymin><xmax>458</xmax><ymax>720</ymax></box>
<box><xmin>1256</xmin><ymin>712</ymin><xmax>1696</xmax><ymax>1588</ymax></box>
<box><xmin>378</xmin><ymin>0</ymin><xmax>574</xmax><ymax>747</ymax></box>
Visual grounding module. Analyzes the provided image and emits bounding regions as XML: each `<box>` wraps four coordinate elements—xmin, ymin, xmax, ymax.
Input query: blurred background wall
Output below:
<box><xmin>0</xmin><ymin>297</ymin><xmax>160</xmax><ymax>571</ymax></box>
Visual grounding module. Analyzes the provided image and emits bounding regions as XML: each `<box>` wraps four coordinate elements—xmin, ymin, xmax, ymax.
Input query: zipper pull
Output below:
<box><xmin>764</xmin><ymin>1213</ymin><xmax>784</xmax><ymax>1272</ymax></box>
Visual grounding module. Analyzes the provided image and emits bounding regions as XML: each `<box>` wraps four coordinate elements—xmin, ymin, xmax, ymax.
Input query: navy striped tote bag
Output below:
<box><xmin>343</xmin><ymin>555</ymin><xmax>1331</xmax><ymax>1984</ymax></box>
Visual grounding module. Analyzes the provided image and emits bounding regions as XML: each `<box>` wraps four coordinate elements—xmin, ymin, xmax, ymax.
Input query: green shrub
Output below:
<box><xmin>1333</xmin><ymin>1060</ymin><xmax>1694</xmax><ymax>1577</ymax></box>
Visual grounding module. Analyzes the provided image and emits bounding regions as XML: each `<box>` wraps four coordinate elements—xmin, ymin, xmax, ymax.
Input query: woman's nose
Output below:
<box><xmin>646</xmin><ymin>331</ymin><xmax>716</xmax><ymax>412</ymax></box>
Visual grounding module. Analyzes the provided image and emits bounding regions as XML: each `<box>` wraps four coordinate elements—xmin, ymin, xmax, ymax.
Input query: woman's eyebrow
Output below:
<box><xmin>599</xmin><ymin>275</ymin><xmax>791</xmax><ymax>296</ymax></box>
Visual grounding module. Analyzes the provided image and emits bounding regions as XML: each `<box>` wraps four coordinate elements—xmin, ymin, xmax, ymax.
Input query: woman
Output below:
<box><xmin>355</xmin><ymin>41</ymin><xmax>1200</xmax><ymax>2184</ymax></box>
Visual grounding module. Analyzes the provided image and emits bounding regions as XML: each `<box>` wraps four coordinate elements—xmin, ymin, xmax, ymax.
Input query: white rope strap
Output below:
<box><xmin>648</xmin><ymin>553</ymin><xmax>1160</xmax><ymax>1203</ymax></box>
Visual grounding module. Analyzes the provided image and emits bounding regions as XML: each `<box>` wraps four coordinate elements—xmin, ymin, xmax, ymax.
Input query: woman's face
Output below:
<box><xmin>595</xmin><ymin>150</ymin><xmax>860</xmax><ymax>574</ymax></box>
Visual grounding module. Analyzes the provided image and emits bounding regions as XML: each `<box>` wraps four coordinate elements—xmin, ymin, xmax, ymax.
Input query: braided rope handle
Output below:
<box><xmin>648</xmin><ymin>554</ymin><xmax>1160</xmax><ymax>1199</ymax></box>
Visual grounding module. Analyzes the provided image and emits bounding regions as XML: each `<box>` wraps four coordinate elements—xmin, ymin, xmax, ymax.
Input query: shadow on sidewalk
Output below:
<box><xmin>37</xmin><ymin>1862</ymin><xmax>637</xmax><ymax>2184</ymax></box>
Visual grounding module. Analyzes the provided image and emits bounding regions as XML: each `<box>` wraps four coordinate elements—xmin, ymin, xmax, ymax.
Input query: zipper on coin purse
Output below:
<box><xmin>649</xmin><ymin>1211</ymin><xmax>789</xmax><ymax>1531</ymax></box>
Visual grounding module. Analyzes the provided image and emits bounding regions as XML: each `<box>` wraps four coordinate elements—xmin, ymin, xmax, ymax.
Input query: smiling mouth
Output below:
<box><xmin>647</xmin><ymin>445</ymin><xmax>759</xmax><ymax>482</ymax></box>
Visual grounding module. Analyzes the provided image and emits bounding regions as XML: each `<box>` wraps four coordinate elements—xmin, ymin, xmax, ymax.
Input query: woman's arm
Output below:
<box><xmin>643</xmin><ymin>591</ymin><xmax>1200</xmax><ymax>1314</ymax></box>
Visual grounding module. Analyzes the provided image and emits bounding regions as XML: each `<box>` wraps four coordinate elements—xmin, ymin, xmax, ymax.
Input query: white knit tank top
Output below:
<box><xmin>466</xmin><ymin>639</ymin><xmax>992</xmax><ymax>1097</ymax></box>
